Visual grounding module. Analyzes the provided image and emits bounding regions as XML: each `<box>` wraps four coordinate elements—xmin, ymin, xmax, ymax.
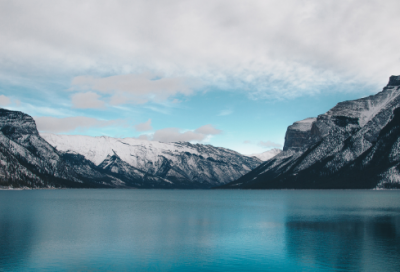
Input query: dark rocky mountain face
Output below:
<box><xmin>283</xmin><ymin>118</ymin><xmax>316</xmax><ymax>151</ymax></box>
<box><xmin>0</xmin><ymin>108</ymin><xmax>261</xmax><ymax>189</ymax></box>
<box><xmin>220</xmin><ymin>76</ymin><xmax>400</xmax><ymax>189</ymax></box>
<box><xmin>0</xmin><ymin>109</ymin><xmax>91</xmax><ymax>188</ymax></box>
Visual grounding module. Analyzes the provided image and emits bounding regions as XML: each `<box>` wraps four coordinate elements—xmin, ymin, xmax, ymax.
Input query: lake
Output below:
<box><xmin>0</xmin><ymin>190</ymin><xmax>399</xmax><ymax>271</ymax></box>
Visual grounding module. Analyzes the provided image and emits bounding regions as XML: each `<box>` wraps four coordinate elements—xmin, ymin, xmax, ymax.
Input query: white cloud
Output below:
<box><xmin>243</xmin><ymin>140</ymin><xmax>251</xmax><ymax>144</ymax></box>
<box><xmin>137</xmin><ymin>134</ymin><xmax>150</xmax><ymax>140</ymax></box>
<box><xmin>258</xmin><ymin>141</ymin><xmax>282</xmax><ymax>148</ymax></box>
<box><xmin>34</xmin><ymin>116</ymin><xmax>124</xmax><ymax>133</ymax></box>
<box><xmin>153</xmin><ymin>128</ymin><xmax>206</xmax><ymax>143</ymax></box>
<box><xmin>71</xmin><ymin>92</ymin><xmax>105</xmax><ymax>109</ymax></box>
<box><xmin>71</xmin><ymin>73</ymin><xmax>200</xmax><ymax>105</ymax></box>
<box><xmin>218</xmin><ymin>109</ymin><xmax>233</xmax><ymax>116</ymax></box>
<box><xmin>194</xmin><ymin>124</ymin><xmax>222</xmax><ymax>135</ymax></box>
<box><xmin>0</xmin><ymin>95</ymin><xmax>10</xmax><ymax>106</ymax></box>
<box><xmin>1</xmin><ymin>0</ymin><xmax>399</xmax><ymax>99</ymax></box>
<box><xmin>150</xmin><ymin>124</ymin><xmax>222</xmax><ymax>143</ymax></box>
<box><xmin>135</xmin><ymin>119</ymin><xmax>153</xmax><ymax>131</ymax></box>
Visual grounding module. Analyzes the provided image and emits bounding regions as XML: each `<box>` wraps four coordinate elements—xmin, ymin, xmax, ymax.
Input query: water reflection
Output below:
<box><xmin>0</xmin><ymin>190</ymin><xmax>399</xmax><ymax>271</ymax></box>
<box><xmin>286</xmin><ymin>214</ymin><xmax>400</xmax><ymax>271</ymax></box>
<box><xmin>0</xmin><ymin>193</ymin><xmax>37</xmax><ymax>271</ymax></box>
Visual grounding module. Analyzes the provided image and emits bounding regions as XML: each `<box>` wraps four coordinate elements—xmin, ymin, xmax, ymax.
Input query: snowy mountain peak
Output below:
<box><xmin>321</xmin><ymin>80</ymin><xmax>400</xmax><ymax>128</ymax></box>
<box><xmin>41</xmin><ymin>133</ymin><xmax>261</xmax><ymax>188</ymax></box>
<box><xmin>249</xmin><ymin>149</ymin><xmax>282</xmax><ymax>161</ymax></box>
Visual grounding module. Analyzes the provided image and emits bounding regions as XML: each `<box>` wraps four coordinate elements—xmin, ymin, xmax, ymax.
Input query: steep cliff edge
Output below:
<box><xmin>220</xmin><ymin>75</ymin><xmax>400</xmax><ymax>189</ymax></box>
<box><xmin>283</xmin><ymin>118</ymin><xmax>316</xmax><ymax>151</ymax></box>
<box><xmin>0</xmin><ymin>109</ymin><xmax>91</xmax><ymax>188</ymax></box>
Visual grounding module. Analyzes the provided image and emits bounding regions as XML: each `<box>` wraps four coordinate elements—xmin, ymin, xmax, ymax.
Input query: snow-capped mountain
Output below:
<box><xmin>221</xmin><ymin>75</ymin><xmax>400</xmax><ymax>189</ymax></box>
<box><xmin>0</xmin><ymin>108</ymin><xmax>261</xmax><ymax>189</ymax></box>
<box><xmin>0</xmin><ymin>108</ymin><xmax>87</xmax><ymax>188</ymax></box>
<box><xmin>42</xmin><ymin>133</ymin><xmax>261</xmax><ymax>188</ymax></box>
<box><xmin>249</xmin><ymin>149</ymin><xmax>282</xmax><ymax>161</ymax></box>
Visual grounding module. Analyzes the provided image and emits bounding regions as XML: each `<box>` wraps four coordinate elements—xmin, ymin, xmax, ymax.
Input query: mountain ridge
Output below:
<box><xmin>42</xmin><ymin>133</ymin><xmax>261</xmax><ymax>188</ymax></box>
<box><xmin>219</xmin><ymin>75</ymin><xmax>400</xmax><ymax>189</ymax></box>
<box><xmin>0</xmin><ymin>108</ymin><xmax>261</xmax><ymax>188</ymax></box>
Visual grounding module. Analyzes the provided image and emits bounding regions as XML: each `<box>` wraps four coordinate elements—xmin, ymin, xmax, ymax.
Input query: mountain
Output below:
<box><xmin>220</xmin><ymin>75</ymin><xmax>400</xmax><ymax>189</ymax></box>
<box><xmin>249</xmin><ymin>149</ymin><xmax>282</xmax><ymax>161</ymax></box>
<box><xmin>0</xmin><ymin>108</ymin><xmax>260</xmax><ymax>189</ymax></box>
<box><xmin>42</xmin><ymin>134</ymin><xmax>261</xmax><ymax>188</ymax></box>
<box><xmin>0</xmin><ymin>108</ymin><xmax>97</xmax><ymax>188</ymax></box>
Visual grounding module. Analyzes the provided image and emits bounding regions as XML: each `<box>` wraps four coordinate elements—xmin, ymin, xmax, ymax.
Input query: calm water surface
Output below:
<box><xmin>0</xmin><ymin>190</ymin><xmax>399</xmax><ymax>271</ymax></box>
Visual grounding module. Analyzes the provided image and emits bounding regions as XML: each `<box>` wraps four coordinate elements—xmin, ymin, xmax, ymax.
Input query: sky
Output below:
<box><xmin>0</xmin><ymin>0</ymin><xmax>399</xmax><ymax>155</ymax></box>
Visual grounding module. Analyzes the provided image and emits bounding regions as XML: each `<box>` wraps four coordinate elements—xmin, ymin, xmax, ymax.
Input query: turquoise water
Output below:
<box><xmin>0</xmin><ymin>190</ymin><xmax>399</xmax><ymax>271</ymax></box>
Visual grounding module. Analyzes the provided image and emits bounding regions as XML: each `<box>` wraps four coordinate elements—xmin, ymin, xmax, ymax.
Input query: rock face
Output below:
<box><xmin>42</xmin><ymin>134</ymin><xmax>261</xmax><ymax>188</ymax></box>
<box><xmin>0</xmin><ymin>108</ymin><xmax>261</xmax><ymax>189</ymax></box>
<box><xmin>220</xmin><ymin>75</ymin><xmax>400</xmax><ymax>189</ymax></box>
<box><xmin>283</xmin><ymin>118</ymin><xmax>316</xmax><ymax>151</ymax></box>
<box><xmin>0</xmin><ymin>109</ymin><xmax>87</xmax><ymax>188</ymax></box>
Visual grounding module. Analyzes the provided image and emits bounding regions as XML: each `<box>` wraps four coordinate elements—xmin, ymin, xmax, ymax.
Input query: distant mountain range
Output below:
<box><xmin>0</xmin><ymin>110</ymin><xmax>260</xmax><ymax>189</ymax></box>
<box><xmin>220</xmin><ymin>75</ymin><xmax>400</xmax><ymax>189</ymax></box>
<box><xmin>249</xmin><ymin>149</ymin><xmax>282</xmax><ymax>161</ymax></box>
<box><xmin>2</xmin><ymin>75</ymin><xmax>400</xmax><ymax>189</ymax></box>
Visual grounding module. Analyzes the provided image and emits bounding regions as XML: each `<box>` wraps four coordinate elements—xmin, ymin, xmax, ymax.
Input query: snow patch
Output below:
<box><xmin>249</xmin><ymin>148</ymin><xmax>282</xmax><ymax>161</ymax></box>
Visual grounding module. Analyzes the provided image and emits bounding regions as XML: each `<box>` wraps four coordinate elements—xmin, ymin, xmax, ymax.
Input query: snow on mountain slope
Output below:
<box><xmin>249</xmin><ymin>149</ymin><xmax>282</xmax><ymax>161</ymax></box>
<box><xmin>221</xmin><ymin>75</ymin><xmax>400</xmax><ymax>189</ymax></box>
<box><xmin>0</xmin><ymin>108</ymin><xmax>88</xmax><ymax>188</ymax></box>
<box><xmin>42</xmin><ymin>134</ymin><xmax>261</xmax><ymax>187</ymax></box>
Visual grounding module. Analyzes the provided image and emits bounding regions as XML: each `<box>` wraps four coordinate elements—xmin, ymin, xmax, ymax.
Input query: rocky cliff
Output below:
<box><xmin>0</xmin><ymin>109</ymin><xmax>88</xmax><ymax>188</ymax></box>
<box><xmin>220</xmin><ymin>75</ymin><xmax>400</xmax><ymax>189</ymax></box>
<box><xmin>283</xmin><ymin>118</ymin><xmax>316</xmax><ymax>151</ymax></box>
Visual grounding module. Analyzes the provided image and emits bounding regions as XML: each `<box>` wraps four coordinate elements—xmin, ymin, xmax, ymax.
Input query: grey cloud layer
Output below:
<box><xmin>0</xmin><ymin>95</ymin><xmax>10</xmax><ymax>106</ymax></box>
<box><xmin>34</xmin><ymin>116</ymin><xmax>124</xmax><ymax>133</ymax></box>
<box><xmin>35</xmin><ymin>115</ymin><xmax>221</xmax><ymax>143</ymax></box>
<box><xmin>135</xmin><ymin>119</ymin><xmax>153</xmax><ymax>132</ymax></box>
<box><xmin>1</xmin><ymin>0</ymin><xmax>399</xmax><ymax>98</ymax></box>
<box><xmin>71</xmin><ymin>73</ymin><xmax>199</xmax><ymax>105</ymax></box>
<box><xmin>194</xmin><ymin>124</ymin><xmax>222</xmax><ymax>135</ymax></box>
<box><xmin>71</xmin><ymin>92</ymin><xmax>105</xmax><ymax>109</ymax></box>
<box><xmin>152</xmin><ymin>125</ymin><xmax>221</xmax><ymax>143</ymax></box>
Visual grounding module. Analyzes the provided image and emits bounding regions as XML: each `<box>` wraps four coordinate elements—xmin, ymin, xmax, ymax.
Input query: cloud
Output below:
<box><xmin>218</xmin><ymin>109</ymin><xmax>233</xmax><ymax>116</ymax></box>
<box><xmin>34</xmin><ymin>116</ymin><xmax>123</xmax><ymax>133</ymax></box>
<box><xmin>150</xmin><ymin>124</ymin><xmax>222</xmax><ymax>143</ymax></box>
<box><xmin>243</xmin><ymin>140</ymin><xmax>251</xmax><ymax>144</ymax></box>
<box><xmin>258</xmin><ymin>141</ymin><xmax>282</xmax><ymax>148</ymax></box>
<box><xmin>1</xmin><ymin>0</ymin><xmax>399</xmax><ymax>99</ymax></box>
<box><xmin>71</xmin><ymin>73</ymin><xmax>200</xmax><ymax>105</ymax></box>
<box><xmin>71</xmin><ymin>92</ymin><xmax>105</xmax><ymax>109</ymax></box>
<box><xmin>135</xmin><ymin>119</ymin><xmax>152</xmax><ymax>131</ymax></box>
<box><xmin>137</xmin><ymin>134</ymin><xmax>150</xmax><ymax>140</ymax></box>
<box><xmin>194</xmin><ymin>124</ymin><xmax>222</xmax><ymax>135</ymax></box>
<box><xmin>0</xmin><ymin>95</ymin><xmax>10</xmax><ymax>106</ymax></box>
<box><xmin>153</xmin><ymin>128</ymin><xmax>206</xmax><ymax>142</ymax></box>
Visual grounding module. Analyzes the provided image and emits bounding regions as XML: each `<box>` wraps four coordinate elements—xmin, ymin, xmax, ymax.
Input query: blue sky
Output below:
<box><xmin>0</xmin><ymin>0</ymin><xmax>399</xmax><ymax>154</ymax></box>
